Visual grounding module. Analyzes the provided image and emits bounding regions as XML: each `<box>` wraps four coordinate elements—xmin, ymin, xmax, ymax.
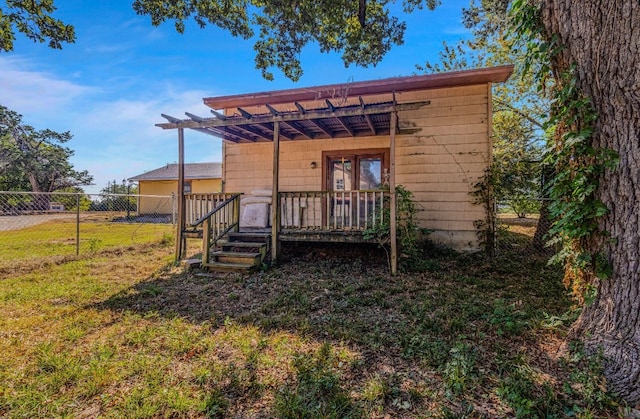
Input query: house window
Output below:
<box><xmin>323</xmin><ymin>149</ymin><xmax>389</xmax><ymax>192</ymax></box>
<box><xmin>184</xmin><ymin>181</ymin><xmax>192</xmax><ymax>193</ymax></box>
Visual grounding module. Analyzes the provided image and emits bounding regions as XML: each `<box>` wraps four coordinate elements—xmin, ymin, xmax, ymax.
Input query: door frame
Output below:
<box><xmin>321</xmin><ymin>148</ymin><xmax>390</xmax><ymax>192</ymax></box>
<box><xmin>321</xmin><ymin>148</ymin><xmax>390</xmax><ymax>227</ymax></box>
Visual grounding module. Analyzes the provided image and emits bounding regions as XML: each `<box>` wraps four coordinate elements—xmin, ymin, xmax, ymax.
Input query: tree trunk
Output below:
<box><xmin>541</xmin><ymin>1</ymin><xmax>640</xmax><ymax>404</ymax></box>
<box><xmin>531</xmin><ymin>199</ymin><xmax>551</xmax><ymax>253</ymax></box>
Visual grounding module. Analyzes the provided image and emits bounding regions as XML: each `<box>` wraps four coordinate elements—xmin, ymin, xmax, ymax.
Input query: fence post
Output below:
<box><xmin>76</xmin><ymin>194</ymin><xmax>80</xmax><ymax>255</ymax></box>
<box><xmin>171</xmin><ymin>193</ymin><xmax>176</xmax><ymax>225</ymax></box>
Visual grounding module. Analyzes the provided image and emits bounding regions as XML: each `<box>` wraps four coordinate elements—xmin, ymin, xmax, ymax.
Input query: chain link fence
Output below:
<box><xmin>2</xmin><ymin>191</ymin><xmax>558</xmax><ymax>274</ymax></box>
<box><xmin>494</xmin><ymin>198</ymin><xmax>554</xmax><ymax>258</ymax></box>
<box><xmin>0</xmin><ymin>191</ymin><xmax>177</xmax><ymax>272</ymax></box>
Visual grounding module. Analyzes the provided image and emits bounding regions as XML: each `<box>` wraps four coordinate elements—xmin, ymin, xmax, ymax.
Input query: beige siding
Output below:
<box><xmin>224</xmin><ymin>136</ymin><xmax>390</xmax><ymax>193</ymax></box>
<box><xmin>395</xmin><ymin>84</ymin><xmax>490</xmax><ymax>251</ymax></box>
<box><xmin>137</xmin><ymin>178</ymin><xmax>221</xmax><ymax>215</ymax></box>
<box><xmin>223</xmin><ymin>83</ymin><xmax>491</xmax><ymax>251</ymax></box>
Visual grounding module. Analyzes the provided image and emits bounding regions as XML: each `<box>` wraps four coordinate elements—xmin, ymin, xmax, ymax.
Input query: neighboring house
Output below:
<box><xmin>129</xmin><ymin>162</ymin><xmax>222</xmax><ymax>215</ymax></box>
<box><xmin>158</xmin><ymin>66</ymin><xmax>513</xmax><ymax>272</ymax></box>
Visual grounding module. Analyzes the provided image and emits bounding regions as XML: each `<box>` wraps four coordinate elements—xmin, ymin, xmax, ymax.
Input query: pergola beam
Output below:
<box><xmin>281</xmin><ymin>120</ymin><xmax>315</xmax><ymax>140</ymax></box>
<box><xmin>156</xmin><ymin>101</ymin><xmax>430</xmax><ymax>130</ymax></box>
<box><xmin>325</xmin><ymin>100</ymin><xmax>354</xmax><ymax>137</ymax></box>
<box><xmin>359</xmin><ymin>97</ymin><xmax>377</xmax><ymax>135</ymax></box>
<box><xmin>237</xmin><ymin>107</ymin><xmax>253</xmax><ymax>119</ymax></box>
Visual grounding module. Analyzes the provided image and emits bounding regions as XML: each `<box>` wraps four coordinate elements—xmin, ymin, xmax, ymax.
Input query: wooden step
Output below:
<box><xmin>227</xmin><ymin>231</ymin><xmax>271</xmax><ymax>243</ymax></box>
<box><xmin>202</xmin><ymin>261</ymin><xmax>256</xmax><ymax>272</ymax></box>
<box><xmin>211</xmin><ymin>251</ymin><xmax>261</xmax><ymax>265</ymax></box>
<box><xmin>218</xmin><ymin>241</ymin><xmax>268</xmax><ymax>249</ymax></box>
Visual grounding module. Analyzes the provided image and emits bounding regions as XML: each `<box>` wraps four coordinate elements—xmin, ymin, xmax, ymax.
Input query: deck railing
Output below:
<box><xmin>184</xmin><ymin>193</ymin><xmax>238</xmax><ymax>226</ymax></box>
<box><xmin>190</xmin><ymin>194</ymin><xmax>241</xmax><ymax>264</ymax></box>
<box><xmin>279</xmin><ymin>190</ymin><xmax>389</xmax><ymax>231</ymax></box>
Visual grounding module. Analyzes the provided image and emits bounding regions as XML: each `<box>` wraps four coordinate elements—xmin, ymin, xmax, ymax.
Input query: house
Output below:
<box><xmin>158</xmin><ymin>66</ymin><xmax>513</xmax><ymax>273</ymax></box>
<box><xmin>128</xmin><ymin>162</ymin><xmax>222</xmax><ymax>215</ymax></box>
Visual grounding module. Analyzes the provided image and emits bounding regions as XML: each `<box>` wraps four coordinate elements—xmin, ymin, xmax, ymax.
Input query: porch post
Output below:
<box><xmin>175</xmin><ymin>127</ymin><xmax>185</xmax><ymax>262</ymax></box>
<box><xmin>390</xmin><ymin>111</ymin><xmax>398</xmax><ymax>275</ymax></box>
<box><xmin>271</xmin><ymin>121</ymin><xmax>281</xmax><ymax>262</ymax></box>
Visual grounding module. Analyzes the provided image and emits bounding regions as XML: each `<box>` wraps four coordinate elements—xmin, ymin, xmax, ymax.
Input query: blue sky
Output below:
<box><xmin>0</xmin><ymin>1</ymin><xmax>471</xmax><ymax>193</ymax></box>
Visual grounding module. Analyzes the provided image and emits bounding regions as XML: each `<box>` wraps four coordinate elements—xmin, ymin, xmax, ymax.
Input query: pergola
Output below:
<box><xmin>158</xmin><ymin>99</ymin><xmax>431</xmax><ymax>274</ymax></box>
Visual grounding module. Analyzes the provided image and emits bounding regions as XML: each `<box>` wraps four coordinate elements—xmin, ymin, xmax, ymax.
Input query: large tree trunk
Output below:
<box><xmin>541</xmin><ymin>1</ymin><xmax>640</xmax><ymax>404</ymax></box>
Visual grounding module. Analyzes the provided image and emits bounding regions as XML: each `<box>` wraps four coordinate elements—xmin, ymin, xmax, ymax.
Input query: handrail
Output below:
<box><xmin>197</xmin><ymin>193</ymin><xmax>242</xmax><ymax>265</ymax></box>
<box><xmin>191</xmin><ymin>194</ymin><xmax>241</xmax><ymax>227</ymax></box>
<box><xmin>184</xmin><ymin>192</ymin><xmax>237</xmax><ymax>226</ymax></box>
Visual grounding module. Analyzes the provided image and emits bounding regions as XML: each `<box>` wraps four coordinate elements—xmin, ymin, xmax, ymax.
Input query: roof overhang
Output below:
<box><xmin>157</xmin><ymin>65</ymin><xmax>513</xmax><ymax>142</ymax></box>
<box><xmin>203</xmin><ymin>65</ymin><xmax>513</xmax><ymax>109</ymax></box>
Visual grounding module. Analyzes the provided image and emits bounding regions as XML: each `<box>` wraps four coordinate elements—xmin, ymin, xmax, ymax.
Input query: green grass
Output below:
<box><xmin>0</xmin><ymin>218</ymin><xmax>174</xmax><ymax>274</ymax></box>
<box><xmin>0</xmin><ymin>225</ymin><xmax>626</xmax><ymax>418</ymax></box>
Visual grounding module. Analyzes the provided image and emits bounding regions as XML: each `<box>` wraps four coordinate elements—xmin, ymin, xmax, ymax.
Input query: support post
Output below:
<box><xmin>390</xmin><ymin>111</ymin><xmax>398</xmax><ymax>275</ymax></box>
<box><xmin>202</xmin><ymin>218</ymin><xmax>211</xmax><ymax>266</ymax></box>
<box><xmin>175</xmin><ymin>128</ymin><xmax>185</xmax><ymax>262</ymax></box>
<box><xmin>271</xmin><ymin>122</ymin><xmax>281</xmax><ymax>262</ymax></box>
<box><xmin>234</xmin><ymin>195</ymin><xmax>240</xmax><ymax>232</ymax></box>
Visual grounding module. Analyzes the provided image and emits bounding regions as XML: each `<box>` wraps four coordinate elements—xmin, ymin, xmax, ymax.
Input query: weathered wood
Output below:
<box><xmin>175</xmin><ymin>128</ymin><xmax>185</xmax><ymax>262</ymax></box>
<box><xmin>185</xmin><ymin>112</ymin><xmax>206</xmax><ymax>122</ymax></box>
<box><xmin>390</xmin><ymin>111</ymin><xmax>397</xmax><ymax>276</ymax></box>
<box><xmin>202</xmin><ymin>218</ymin><xmax>211</xmax><ymax>265</ymax></box>
<box><xmin>271</xmin><ymin>122</ymin><xmax>280</xmax><ymax>262</ymax></box>
<box><xmin>237</xmin><ymin>107</ymin><xmax>253</xmax><ymax>119</ymax></box>
<box><xmin>265</xmin><ymin>103</ymin><xmax>280</xmax><ymax>116</ymax></box>
<box><xmin>210</xmin><ymin>109</ymin><xmax>227</xmax><ymax>120</ymax></box>
<box><xmin>280</xmin><ymin>120</ymin><xmax>315</xmax><ymax>140</ymax></box>
<box><xmin>360</xmin><ymin>97</ymin><xmax>377</xmax><ymax>135</ymax></box>
<box><xmin>156</xmin><ymin>101</ymin><xmax>430</xmax><ymax>130</ymax></box>
<box><xmin>306</xmin><ymin>118</ymin><xmax>333</xmax><ymax>138</ymax></box>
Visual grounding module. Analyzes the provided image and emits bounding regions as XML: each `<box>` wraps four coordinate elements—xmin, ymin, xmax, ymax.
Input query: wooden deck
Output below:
<box><xmin>179</xmin><ymin>192</ymin><xmax>387</xmax><ymax>272</ymax></box>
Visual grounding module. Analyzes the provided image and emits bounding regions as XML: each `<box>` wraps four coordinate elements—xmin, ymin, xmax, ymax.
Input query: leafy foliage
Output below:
<box><xmin>132</xmin><ymin>0</ymin><xmax>437</xmax><ymax>81</ymax></box>
<box><xmin>511</xmin><ymin>0</ymin><xmax>618</xmax><ymax>303</ymax></box>
<box><xmin>363</xmin><ymin>184</ymin><xmax>429</xmax><ymax>271</ymax></box>
<box><xmin>0</xmin><ymin>0</ymin><xmax>75</xmax><ymax>52</ymax></box>
<box><xmin>53</xmin><ymin>187</ymin><xmax>92</xmax><ymax>211</ymax></box>
<box><xmin>418</xmin><ymin>0</ymin><xmax>548</xmax><ymax>220</ymax></box>
<box><xmin>0</xmin><ymin>105</ymin><xmax>93</xmax><ymax>193</ymax></box>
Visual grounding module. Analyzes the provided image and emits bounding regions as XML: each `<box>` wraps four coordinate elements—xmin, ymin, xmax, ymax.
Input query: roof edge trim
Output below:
<box><xmin>203</xmin><ymin>65</ymin><xmax>513</xmax><ymax>110</ymax></box>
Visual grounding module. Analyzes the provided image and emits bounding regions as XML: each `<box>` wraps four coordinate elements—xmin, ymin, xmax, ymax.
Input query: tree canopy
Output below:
<box><xmin>132</xmin><ymin>0</ymin><xmax>438</xmax><ymax>81</ymax></box>
<box><xmin>0</xmin><ymin>105</ymin><xmax>93</xmax><ymax>192</ymax></box>
<box><xmin>418</xmin><ymin>0</ymin><xmax>549</xmax><ymax>218</ymax></box>
<box><xmin>0</xmin><ymin>0</ymin><xmax>75</xmax><ymax>51</ymax></box>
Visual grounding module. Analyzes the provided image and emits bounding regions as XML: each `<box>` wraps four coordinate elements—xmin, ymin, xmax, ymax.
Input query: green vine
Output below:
<box><xmin>511</xmin><ymin>0</ymin><xmax>619</xmax><ymax>303</ymax></box>
<box><xmin>363</xmin><ymin>185</ymin><xmax>430</xmax><ymax>272</ymax></box>
<box><xmin>472</xmin><ymin>168</ymin><xmax>497</xmax><ymax>256</ymax></box>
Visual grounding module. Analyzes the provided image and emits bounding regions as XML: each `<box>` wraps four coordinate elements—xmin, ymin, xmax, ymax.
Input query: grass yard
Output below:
<box><xmin>0</xmin><ymin>218</ymin><xmax>174</xmax><ymax>277</ymax></box>
<box><xmin>0</xmin><ymin>222</ymin><xmax>625</xmax><ymax>418</ymax></box>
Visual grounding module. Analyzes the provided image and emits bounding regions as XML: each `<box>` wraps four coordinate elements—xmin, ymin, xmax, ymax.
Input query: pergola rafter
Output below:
<box><xmin>158</xmin><ymin>100</ymin><xmax>431</xmax><ymax>142</ymax></box>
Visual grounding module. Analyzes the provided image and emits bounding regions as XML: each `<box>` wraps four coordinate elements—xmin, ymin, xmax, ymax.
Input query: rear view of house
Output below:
<box><xmin>158</xmin><ymin>66</ymin><xmax>513</xmax><ymax>272</ymax></box>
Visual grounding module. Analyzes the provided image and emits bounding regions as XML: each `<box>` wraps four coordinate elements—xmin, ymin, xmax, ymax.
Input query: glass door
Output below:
<box><xmin>328</xmin><ymin>157</ymin><xmax>354</xmax><ymax>226</ymax></box>
<box><xmin>323</xmin><ymin>149</ymin><xmax>389</xmax><ymax>228</ymax></box>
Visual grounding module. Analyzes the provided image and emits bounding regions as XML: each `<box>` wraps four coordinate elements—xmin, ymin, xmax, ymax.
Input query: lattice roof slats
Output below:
<box><xmin>158</xmin><ymin>100</ymin><xmax>431</xmax><ymax>142</ymax></box>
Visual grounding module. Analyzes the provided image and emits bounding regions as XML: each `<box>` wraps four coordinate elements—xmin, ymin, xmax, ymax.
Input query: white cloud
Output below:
<box><xmin>0</xmin><ymin>56</ymin><xmax>94</xmax><ymax>113</ymax></box>
<box><xmin>0</xmin><ymin>56</ymin><xmax>223</xmax><ymax>193</ymax></box>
